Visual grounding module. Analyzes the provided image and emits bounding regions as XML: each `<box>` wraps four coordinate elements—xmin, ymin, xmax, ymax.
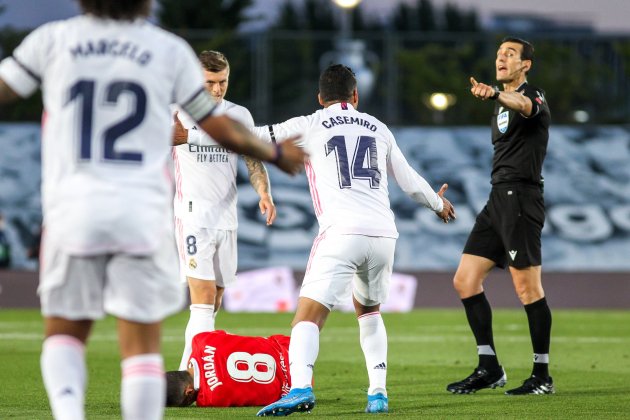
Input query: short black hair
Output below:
<box><xmin>165</xmin><ymin>370</ymin><xmax>196</xmax><ymax>407</ymax></box>
<box><xmin>319</xmin><ymin>64</ymin><xmax>357</xmax><ymax>103</ymax></box>
<box><xmin>501</xmin><ymin>36</ymin><xmax>534</xmax><ymax>61</ymax></box>
<box><xmin>77</xmin><ymin>0</ymin><xmax>151</xmax><ymax>20</ymax></box>
<box><xmin>199</xmin><ymin>50</ymin><xmax>229</xmax><ymax>73</ymax></box>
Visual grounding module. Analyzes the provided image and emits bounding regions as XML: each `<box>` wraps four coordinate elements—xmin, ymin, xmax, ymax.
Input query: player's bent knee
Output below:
<box><xmin>452</xmin><ymin>273</ymin><xmax>482</xmax><ymax>298</ymax></box>
<box><xmin>515</xmin><ymin>288</ymin><xmax>545</xmax><ymax>305</ymax></box>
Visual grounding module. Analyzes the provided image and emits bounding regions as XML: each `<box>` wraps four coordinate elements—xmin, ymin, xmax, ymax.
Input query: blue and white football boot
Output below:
<box><xmin>256</xmin><ymin>387</ymin><xmax>315</xmax><ymax>417</ymax></box>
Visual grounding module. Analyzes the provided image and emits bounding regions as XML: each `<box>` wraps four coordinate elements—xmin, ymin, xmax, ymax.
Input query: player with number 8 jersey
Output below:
<box><xmin>167</xmin><ymin>331</ymin><xmax>292</xmax><ymax>407</ymax></box>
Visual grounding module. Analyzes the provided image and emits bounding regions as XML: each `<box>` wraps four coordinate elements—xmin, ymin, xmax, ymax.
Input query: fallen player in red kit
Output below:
<box><xmin>166</xmin><ymin>330</ymin><xmax>291</xmax><ymax>407</ymax></box>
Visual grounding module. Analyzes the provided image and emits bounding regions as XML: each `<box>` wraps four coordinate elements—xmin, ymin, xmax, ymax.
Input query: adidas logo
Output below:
<box><xmin>373</xmin><ymin>362</ymin><xmax>387</xmax><ymax>370</ymax></box>
<box><xmin>509</xmin><ymin>250</ymin><xmax>517</xmax><ymax>260</ymax></box>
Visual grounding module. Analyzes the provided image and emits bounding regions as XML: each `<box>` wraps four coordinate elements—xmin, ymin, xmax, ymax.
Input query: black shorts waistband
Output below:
<box><xmin>491</xmin><ymin>181</ymin><xmax>543</xmax><ymax>190</ymax></box>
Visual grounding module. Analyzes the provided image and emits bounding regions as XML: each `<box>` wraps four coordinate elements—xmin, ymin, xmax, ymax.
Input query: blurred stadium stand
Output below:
<box><xmin>0</xmin><ymin>123</ymin><xmax>628</xmax><ymax>309</ymax></box>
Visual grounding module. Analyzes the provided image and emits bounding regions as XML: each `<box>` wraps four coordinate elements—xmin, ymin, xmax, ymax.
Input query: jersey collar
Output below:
<box><xmin>214</xmin><ymin>100</ymin><xmax>226</xmax><ymax>114</ymax></box>
<box><xmin>327</xmin><ymin>102</ymin><xmax>355</xmax><ymax>111</ymax></box>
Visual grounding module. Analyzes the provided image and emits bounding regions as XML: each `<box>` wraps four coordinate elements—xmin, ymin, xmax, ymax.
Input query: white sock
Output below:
<box><xmin>358</xmin><ymin>312</ymin><xmax>388</xmax><ymax>396</ymax></box>
<box><xmin>289</xmin><ymin>321</ymin><xmax>320</xmax><ymax>390</ymax></box>
<box><xmin>41</xmin><ymin>335</ymin><xmax>86</xmax><ymax>420</ymax></box>
<box><xmin>121</xmin><ymin>353</ymin><xmax>165</xmax><ymax>420</ymax></box>
<box><xmin>178</xmin><ymin>304</ymin><xmax>215</xmax><ymax>370</ymax></box>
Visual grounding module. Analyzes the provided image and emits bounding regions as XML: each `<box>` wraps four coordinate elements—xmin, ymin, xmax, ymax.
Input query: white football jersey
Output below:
<box><xmin>0</xmin><ymin>15</ymin><xmax>216</xmax><ymax>255</ymax></box>
<box><xmin>172</xmin><ymin>100</ymin><xmax>255</xmax><ymax>229</ymax></box>
<box><xmin>253</xmin><ymin>102</ymin><xmax>443</xmax><ymax>237</ymax></box>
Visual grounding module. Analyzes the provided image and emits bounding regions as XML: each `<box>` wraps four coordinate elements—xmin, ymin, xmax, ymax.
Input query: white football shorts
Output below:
<box><xmin>300</xmin><ymin>232</ymin><xmax>396</xmax><ymax>309</ymax></box>
<box><xmin>175</xmin><ymin>217</ymin><xmax>237</xmax><ymax>287</ymax></box>
<box><xmin>39</xmin><ymin>229</ymin><xmax>183</xmax><ymax>323</ymax></box>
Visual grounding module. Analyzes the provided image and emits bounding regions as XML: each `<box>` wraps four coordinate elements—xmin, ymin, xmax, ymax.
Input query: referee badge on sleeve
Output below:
<box><xmin>497</xmin><ymin>111</ymin><xmax>509</xmax><ymax>133</ymax></box>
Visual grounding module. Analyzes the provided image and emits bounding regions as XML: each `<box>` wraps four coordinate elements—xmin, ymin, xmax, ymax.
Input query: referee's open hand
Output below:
<box><xmin>436</xmin><ymin>183</ymin><xmax>456</xmax><ymax>223</ymax></box>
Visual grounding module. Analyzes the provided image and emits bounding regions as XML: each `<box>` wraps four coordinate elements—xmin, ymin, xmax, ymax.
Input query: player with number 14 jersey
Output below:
<box><xmin>252</xmin><ymin>103</ymin><xmax>443</xmax><ymax>237</ymax></box>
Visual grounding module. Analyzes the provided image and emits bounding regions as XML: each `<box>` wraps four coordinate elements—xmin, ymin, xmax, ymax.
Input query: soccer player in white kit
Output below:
<box><xmin>171</xmin><ymin>51</ymin><xmax>276</xmax><ymax>371</ymax></box>
<box><xmin>253</xmin><ymin>65</ymin><xmax>456</xmax><ymax>416</ymax></box>
<box><xmin>0</xmin><ymin>1</ymin><xmax>305</xmax><ymax>419</ymax></box>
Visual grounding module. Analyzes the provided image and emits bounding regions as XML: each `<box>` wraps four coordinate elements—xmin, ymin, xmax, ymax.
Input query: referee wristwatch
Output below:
<box><xmin>490</xmin><ymin>86</ymin><xmax>500</xmax><ymax>100</ymax></box>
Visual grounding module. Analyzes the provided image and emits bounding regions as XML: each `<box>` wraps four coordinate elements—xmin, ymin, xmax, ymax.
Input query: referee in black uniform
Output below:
<box><xmin>446</xmin><ymin>37</ymin><xmax>554</xmax><ymax>395</ymax></box>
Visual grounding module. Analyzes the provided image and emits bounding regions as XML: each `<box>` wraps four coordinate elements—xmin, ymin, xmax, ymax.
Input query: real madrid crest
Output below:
<box><xmin>189</xmin><ymin>258</ymin><xmax>197</xmax><ymax>270</ymax></box>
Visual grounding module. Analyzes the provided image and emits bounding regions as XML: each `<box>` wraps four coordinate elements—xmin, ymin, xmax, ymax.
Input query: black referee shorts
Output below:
<box><xmin>463</xmin><ymin>184</ymin><xmax>545</xmax><ymax>269</ymax></box>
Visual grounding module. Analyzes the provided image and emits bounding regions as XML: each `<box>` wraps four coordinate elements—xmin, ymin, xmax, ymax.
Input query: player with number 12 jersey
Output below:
<box><xmin>0</xmin><ymin>16</ymin><xmax>216</xmax><ymax>257</ymax></box>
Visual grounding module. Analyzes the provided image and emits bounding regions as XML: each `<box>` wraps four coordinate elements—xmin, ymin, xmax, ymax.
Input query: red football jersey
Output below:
<box><xmin>189</xmin><ymin>331</ymin><xmax>291</xmax><ymax>407</ymax></box>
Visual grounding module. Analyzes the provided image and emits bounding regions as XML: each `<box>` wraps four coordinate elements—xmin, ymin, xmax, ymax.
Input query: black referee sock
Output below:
<box><xmin>524</xmin><ymin>297</ymin><xmax>552</xmax><ymax>379</ymax></box>
<box><xmin>462</xmin><ymin>292</ymin><xmax>500</xmax><ymax>371</ymax></box>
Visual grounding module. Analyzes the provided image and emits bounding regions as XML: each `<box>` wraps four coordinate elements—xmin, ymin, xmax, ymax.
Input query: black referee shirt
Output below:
<box><xmin>490</xmin><ymin>82</ymin><xmax>550</xmax><ymax>186</ymax></box>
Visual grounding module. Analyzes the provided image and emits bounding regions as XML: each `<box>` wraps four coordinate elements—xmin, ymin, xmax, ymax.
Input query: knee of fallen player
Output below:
<box><xmin>165</xmin><ymin>370</ymin><xmax>198</xmax><ymax>407</ymax></box>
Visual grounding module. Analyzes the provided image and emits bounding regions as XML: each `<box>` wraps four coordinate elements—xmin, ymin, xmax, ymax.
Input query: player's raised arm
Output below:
<box><xmin>387</xmin><ymin>138</ymin><xmax>455</xmax><ymax>223</ymax></box>
<box><xmin>198</xmin><ymin>114</ymin><xmax>305</xmax><ymax>175</ymax></box>
<box><xmin>251</xmin><ymin>116</ymin><xmax>311</xmax><ymax>146</ymax></box>
<box><xmin>469</xmin><ymin>76</ymin><xmax>533</xmax><ymax>116</ymax></box>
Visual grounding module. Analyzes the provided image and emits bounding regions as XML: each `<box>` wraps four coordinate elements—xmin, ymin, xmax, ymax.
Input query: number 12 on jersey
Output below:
<box><xmin>66</xmin><ymin>79</ymin><xmax>146</xmax><ymax>163</ymax></box>
<box><xmin>326</xmin><ymin>135</ymin><xmax>381</xmax><ymax>189</ymax></box>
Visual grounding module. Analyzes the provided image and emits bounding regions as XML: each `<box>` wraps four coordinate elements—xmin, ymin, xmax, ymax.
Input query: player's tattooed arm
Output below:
<box><xmin>0</xmin><ymin>79</ymin><xmax>20</xmax><ymax>104</ymax></box>
<box><xmin>244</xmin><ymin>156</ymin><xmax>271</xmax><ymax>196</ymax></box>
<box><xmin>244</xmin><ymin>155</ymin><xmax>277</xmax><ymax>225</ymax></box>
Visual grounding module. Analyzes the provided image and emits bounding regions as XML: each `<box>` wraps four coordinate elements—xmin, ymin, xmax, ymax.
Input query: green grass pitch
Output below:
<box><xmin>1</xmin><ymin>309</ymin><xmax>629</xmax><ymax>419</ymax></box>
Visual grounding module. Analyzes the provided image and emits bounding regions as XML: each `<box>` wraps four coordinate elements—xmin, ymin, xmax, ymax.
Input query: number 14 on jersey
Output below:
<box><xmin>326</xmin><ymin>135</ymin><xmax>381</xmax><ymax>189</ymax></box>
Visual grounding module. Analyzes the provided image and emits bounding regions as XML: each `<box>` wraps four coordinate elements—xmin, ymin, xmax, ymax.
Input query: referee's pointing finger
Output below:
<box><xmin>470</xmin><ymin>77</ymin><xmax>478</xmax><ymax>87</ymax></box>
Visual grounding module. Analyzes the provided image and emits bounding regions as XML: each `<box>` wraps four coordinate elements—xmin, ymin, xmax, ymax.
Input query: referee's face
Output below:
<box><xmin>496</xmin><ymin>42</ymin><xmax>528</xmax><ymax>84</ymax></box>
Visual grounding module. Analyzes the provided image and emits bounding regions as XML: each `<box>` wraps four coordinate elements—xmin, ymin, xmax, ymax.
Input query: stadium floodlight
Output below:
<box><xmin>323</xmin><ymin>0</ymin><xmax>377</xmax><ymax>102</ymax></box>
<box><xmin>331</xmin><ymin>0</ymin><xmax>363</xmax><ymax>40</ymax></box>
<box><xmin>332</xmin><ymin>0</ymin><xmax>363</xmax><ymax>9</ymax></box>
<box><xmin>573</xmin><ymin>110</ymin><xmax>590</xmax><ymax>123</ymax></box>
<box><xmin>429</xmin><ymin>93</ymin><xmax>457</xmax><ymax>111</ymax></box>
